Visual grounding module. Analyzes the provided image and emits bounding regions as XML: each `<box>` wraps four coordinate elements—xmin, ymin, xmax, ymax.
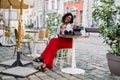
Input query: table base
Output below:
<box><xmin>61</xmin><ymin>67</ymin><xmax>85</xmax><ymax>74</ymax></box>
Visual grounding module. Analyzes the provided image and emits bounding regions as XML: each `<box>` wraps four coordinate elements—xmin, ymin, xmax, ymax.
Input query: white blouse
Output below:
<box><xmin>57</xmin><ymin>23</ymin><xmax>73</xmax><ymax>35</ymax></box>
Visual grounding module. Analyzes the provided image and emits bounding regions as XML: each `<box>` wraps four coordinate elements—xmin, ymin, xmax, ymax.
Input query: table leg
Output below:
<box><xmin>61</xmin><ymin>38</ymin><xmax>85</xmax><ymax>74</ymax></box>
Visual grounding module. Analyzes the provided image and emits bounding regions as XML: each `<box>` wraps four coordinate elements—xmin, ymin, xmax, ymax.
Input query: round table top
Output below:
<box><xmin>59</xmin><ymin>34</ymin><xmax>89</xmax><ymax>38</ymax></box>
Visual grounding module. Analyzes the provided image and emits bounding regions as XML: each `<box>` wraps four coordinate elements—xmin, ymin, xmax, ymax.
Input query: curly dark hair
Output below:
<box><xmin>62</xmin><ymin>13</ymin><xmax>73</xmax><ymax>23</ymax></box>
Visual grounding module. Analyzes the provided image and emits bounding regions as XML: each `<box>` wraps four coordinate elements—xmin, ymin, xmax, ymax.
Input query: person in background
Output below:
<box><xmin>33</xmin><ymin>13</ymin><xmax>74</xmax><ymax>72</ymax></box>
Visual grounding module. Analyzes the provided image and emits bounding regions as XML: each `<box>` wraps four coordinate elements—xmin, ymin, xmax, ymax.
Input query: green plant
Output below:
<box><xmin>23</xmin><ymin>34</ymin><xmax>33</xmax><ymax>40</ymax></box>
<box><xmin>25</xmin><ymin>23</ymin><xmax>34</xmax><ymax>29</ymax></box>
<box><xmin>45</xmin><ymin>13</ymin><xmax>61</xmax><ymax>35</ymax></box>
<box><xmin>93</xmin><ymin>0</ymin><xmax>120</xmax><ymax>56</ymax></box>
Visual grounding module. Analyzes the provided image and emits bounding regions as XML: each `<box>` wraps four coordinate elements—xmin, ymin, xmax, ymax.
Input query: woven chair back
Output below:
<box><xmin>39</xmin><ymin>29</ymin><xmax>45</xmax><ymax>40</ymax></box>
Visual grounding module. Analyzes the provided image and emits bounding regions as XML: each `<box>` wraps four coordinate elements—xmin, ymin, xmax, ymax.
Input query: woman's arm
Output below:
<box><xmin>57</xmin><ymin>24</ymin><xmax>66</xmax><ymax>37</ymax></box>
<box><xmin>60</xmin><ymin>24</ymin><xmax>67</xmax><ymax>34</ymax></box>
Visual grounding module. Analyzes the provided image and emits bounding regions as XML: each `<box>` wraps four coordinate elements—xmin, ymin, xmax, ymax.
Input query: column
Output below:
<box><xmin>54</xmin><ymin>0</ymin><xmax>57</xmax><ymax>9</ymax></box>
<box><xmin>48</xmin><ymin>0</ymin><xmax>52</xmax><ymax>10</ymax></box>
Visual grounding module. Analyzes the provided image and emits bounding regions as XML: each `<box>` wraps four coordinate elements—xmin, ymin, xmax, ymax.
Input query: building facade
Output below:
<box><xmin>82</xmin><ymin>0</ymin><xmax>94</xmax><ymax>28</ymax></box>
<box><xmin>45</xmin><ymin>0</ymin><xmax>64</xmax><ymax>15</ymax></box>
<box><xmin>64</xmin><ymin>0</ymin><xmax>83</xmax><ymax>26</ymax></box>
<box><xmin>23</xmin><ymin>0</ymin><xmax>44</xmax><ymax>29</ymax></box>
<box><xmin>25</xmin><ymin>0</ymin><xmax>65</xmax><ymax>29</ymax></box>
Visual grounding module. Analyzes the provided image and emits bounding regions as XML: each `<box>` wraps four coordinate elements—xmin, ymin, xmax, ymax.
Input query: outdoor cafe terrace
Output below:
<box><xmin>0</xmin><ymin>34</ymin><xmax>120</xmax><ymax>80</ymax></box>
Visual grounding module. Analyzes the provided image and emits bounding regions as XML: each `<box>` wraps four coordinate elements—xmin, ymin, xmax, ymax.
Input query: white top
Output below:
<box><xmin>57</xmin><ymin>23</ymin><xmax>73</xmax><ymax>35</ymax></box>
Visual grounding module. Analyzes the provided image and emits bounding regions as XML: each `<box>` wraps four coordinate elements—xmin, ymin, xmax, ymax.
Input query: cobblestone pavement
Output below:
<box><xmin>0</xmin><ymin>34</ymin><xmax>120</xmax><ymax>80</ymax></box>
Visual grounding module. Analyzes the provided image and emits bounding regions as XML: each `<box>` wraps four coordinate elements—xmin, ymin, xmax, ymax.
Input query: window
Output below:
<box><xmin>45</xmin><ymin>1</ymin><xmax>48</xmax><ymax>10</ymax></box>
<box><xmin>52</xmin><ymin>1</ymin><xmax>55</xmax><ymax>9</ymax></box>
<box><xmin>74</xmin><ymin>0</ymin><xmax>78</xmax><ymax>2</ymax></box>
<box><xmin>57</xmin><ymin>0</ymin><xmax>60</xmax><ymax>9</ymax></box>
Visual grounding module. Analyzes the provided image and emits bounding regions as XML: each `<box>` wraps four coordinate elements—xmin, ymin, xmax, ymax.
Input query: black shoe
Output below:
<box><xmin>33</xmin><ymin>57</ymin><xmax>44</xmax><ymax>62</ymax></box>
<box><xmin>34</xmin><ymin>65</ymin><xmax>46</xmax><ymax>72</ymax></box>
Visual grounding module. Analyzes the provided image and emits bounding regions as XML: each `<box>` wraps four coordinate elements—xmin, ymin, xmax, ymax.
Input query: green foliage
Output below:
<box><xmin>93</xmin><ymin>0</ymin><xmax>120</xmax><ymax>56</ymax></box>
<box><xmin>25</xmin><ymin>23</ymin><xmax>34</xmax><ymax>29</ymax></box>
<box><xmin>45</xmin><ymin>13</ymin><xmax>61</xmax><ymax>35</ymax></box>
<box><xmin>23</xmin><ymin>34</ymin><xmax>33</xmax><ymax>40</ymax></box>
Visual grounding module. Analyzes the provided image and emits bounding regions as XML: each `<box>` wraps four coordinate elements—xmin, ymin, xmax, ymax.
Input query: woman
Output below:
<box><xmin>33</xmin><ymin>13</ymin><xmax>74</xmax><ymax>72</ymax></box>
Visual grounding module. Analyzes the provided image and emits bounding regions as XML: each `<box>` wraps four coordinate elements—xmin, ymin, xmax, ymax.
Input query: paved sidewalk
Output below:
<box><xmin>0</xmin><ymin>34</ymin><xmax>120</xmax><ymax>80</ymax></box>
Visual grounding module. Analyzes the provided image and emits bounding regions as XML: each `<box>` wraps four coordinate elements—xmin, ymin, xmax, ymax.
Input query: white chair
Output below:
<box><xmin>55</xmin><ymin>48</ymin><xmax>72</xmax><ymax>69</ymax></box>
<box><xmin>52</xmin><ymin>31</ymin><xmax>72</xmax><ymax>69</ymax></box>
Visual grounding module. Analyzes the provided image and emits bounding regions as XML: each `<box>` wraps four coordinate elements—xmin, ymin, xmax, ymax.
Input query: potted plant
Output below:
<box><xmin>93</xmin><ymin>0</ymin><xmax>120</xmax><ymax>75</ymax></box>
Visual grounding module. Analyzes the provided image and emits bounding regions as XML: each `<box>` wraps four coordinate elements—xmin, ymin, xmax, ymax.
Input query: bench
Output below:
<box><xmin>85</xmin><ymin>27</ymin><xmax>100</xmax><ymax>36</ymax></box>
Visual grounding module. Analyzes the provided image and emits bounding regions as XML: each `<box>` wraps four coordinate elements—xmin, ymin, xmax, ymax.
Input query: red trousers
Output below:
<box><xmin>40</xmin><ymin>37</ymin><xmax>72</xmax><ymax>69</ymax></box>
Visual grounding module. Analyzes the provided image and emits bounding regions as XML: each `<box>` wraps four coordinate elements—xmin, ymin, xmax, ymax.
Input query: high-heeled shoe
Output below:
<box><xmin>34</xmin><ymin>65</ymin><xmax>46</xmax><ymax>72</ymax></box>
<box><xmin>33</xmin><ymin>57</ymin><xmax>44</xmax><ymax>63</ymax></box>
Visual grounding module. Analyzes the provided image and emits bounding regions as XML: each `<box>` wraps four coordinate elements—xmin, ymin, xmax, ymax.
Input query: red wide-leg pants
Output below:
<box><xmin>40</xmin><ymin>37</ymin><xmax>72</xmax><ymax>69</ymax></box>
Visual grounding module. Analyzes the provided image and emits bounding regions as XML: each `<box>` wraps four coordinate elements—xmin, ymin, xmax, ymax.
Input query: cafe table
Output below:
<box><xmin>25</xmin><ymin>29</ymin><xmax>39</xmax><ymax>57</ymax></box>
<box><xmin>59</xmin><ymin>34</ymin><xmax>88</xmax><ymax>74</ymax></box>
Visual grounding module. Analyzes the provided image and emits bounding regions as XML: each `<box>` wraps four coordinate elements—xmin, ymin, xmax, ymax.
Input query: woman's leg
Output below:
<box><xmin>39</xmin><ymin>38</ymin><xmax>72</xmax><ymax>69</ymax></box>
<box><xmin>40</xmin><ymin>38</ymin><xmax>61</xmax><ymax>59</ymax></box>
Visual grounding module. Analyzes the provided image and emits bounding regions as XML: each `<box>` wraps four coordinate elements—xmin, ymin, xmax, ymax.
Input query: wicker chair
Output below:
<box><xmin>34</xmin><ymin>29</ymin><xmax>50</xmax><ymax>54</ymax></box>
<box><xmin>55</xmin><ymin>48</ymin><xmax>72</xmax><ymax>69</ymax></box>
